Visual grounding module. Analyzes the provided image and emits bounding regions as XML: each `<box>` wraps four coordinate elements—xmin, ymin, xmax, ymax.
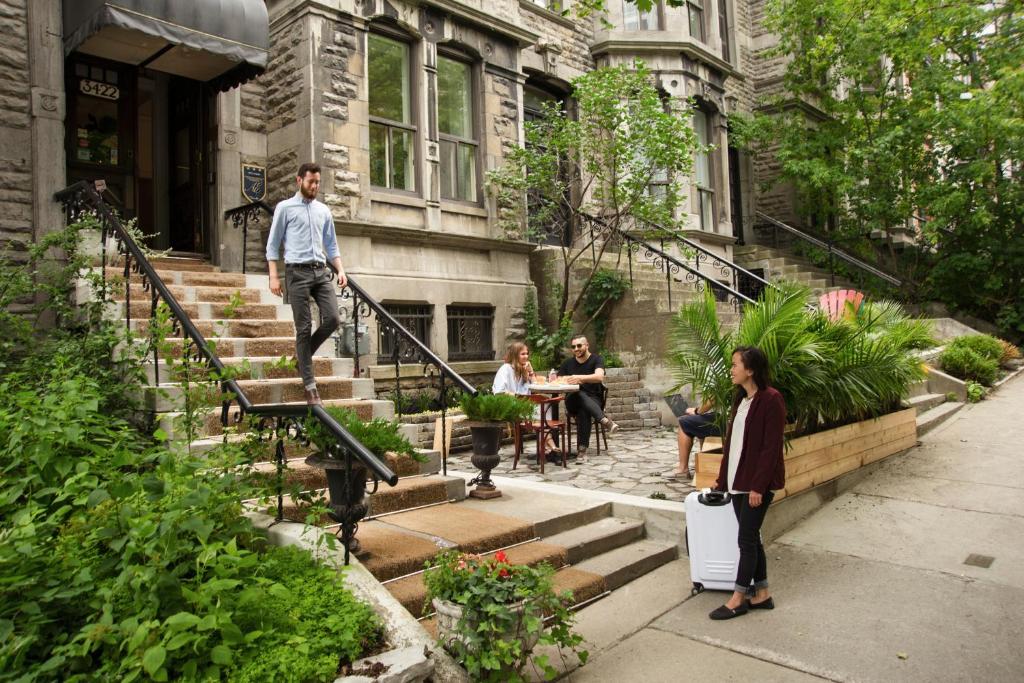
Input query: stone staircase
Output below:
<box><xmin>85</xmin><ymin>254</ymin><xmax>681</xmax><ymax>643</ymax></box>
<box><xmin>907</xmin><ymin>364</ymin><xmax>968</xmax><ymax>436</ymax></box>
<box><xmin>733</xmin><ymin>243</ymin><xmax>856</xmax><ymax>298</ymax></box>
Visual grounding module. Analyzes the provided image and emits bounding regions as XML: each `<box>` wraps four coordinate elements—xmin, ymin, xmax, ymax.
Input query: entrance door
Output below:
<box><xmin>728</xmin><ymin>146</ymin><xmax>744</xmax><ymax>244</ymax></box>
<box><xmin>66</xmin><ymin>57</ymin><xmax>136</xmax><ymax>217</ymax></box>
<box><xmin>168</xmin><ymin>77</ymin><xmax>207</xmax><ymax>253</ymax></box>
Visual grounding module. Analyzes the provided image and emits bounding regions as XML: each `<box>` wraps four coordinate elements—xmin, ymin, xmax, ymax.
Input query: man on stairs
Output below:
<box><xmin>266</xmin><ymin>162</ymin><xmax>348</xmax><ymax>405</ymax></box>
<box><xmin>554</xmin><ymin>334</ymin><xmax>619</xmax><ymax>463</ymax></box>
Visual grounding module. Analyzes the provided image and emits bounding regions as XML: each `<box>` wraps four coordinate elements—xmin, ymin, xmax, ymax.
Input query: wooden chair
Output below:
<box><xmin>566</xmin><ymin>384</ymin><xmax>610</xmax><ymax>456</ymax></box>
<box><xmin>818</xmin><ymin>289</ymin><xmax>865</xmax><ymax>321</ymax></box>
<box><xmin>512</xmin><ymin>394</ymin><xmax>567</xmax><ymax>473</ymax></box>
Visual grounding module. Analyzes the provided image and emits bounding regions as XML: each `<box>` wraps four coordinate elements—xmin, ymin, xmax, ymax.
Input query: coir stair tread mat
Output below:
<box><xmin>379</xmin><ymin>503</ymin><xmax>537</xmax><ymax>555</ymax></box>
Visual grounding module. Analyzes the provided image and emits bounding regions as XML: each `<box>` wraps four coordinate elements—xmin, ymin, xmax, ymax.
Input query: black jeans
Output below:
<box><xmin>285</xmin><ymin>264</ymin><xmax>340</xmax><ymax>389</ymax></box>
<box><xmin>565</xmin><ymin>391</ymin><xmax>605</xmax><ymax>449</ymax></box>
<box><xmin>731</xmin><ymin>490</ymin><xmax>775</xmax><ymax>593</ymax></box>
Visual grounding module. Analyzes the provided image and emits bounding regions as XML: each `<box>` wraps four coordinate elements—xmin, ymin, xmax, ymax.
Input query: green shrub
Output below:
<box><xmin>309</xmin><ymin>407</ymin><xmax>419</xmax><ymax>460</ymax></box>
<box><xmin>459</xmin><ymin>392</ymin><xmax>535</xmax><ymax>422</ymax></box>
<box><xmin>939</xmin><ymin>345</ymin><xmax>999</xmax><ymax>386</ymax></box>
<box><xmin>947</xmin><ymin>334</ymin><xmax>1004</xmax><ymax>362</ymax></box>
<box><xmin>966</xmin><ymin>381</ymin><xmax>986</xmax><ymax>403</ymax></box>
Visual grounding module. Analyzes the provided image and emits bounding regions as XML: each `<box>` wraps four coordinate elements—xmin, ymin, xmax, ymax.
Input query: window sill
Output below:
<box><xmin>440</xmin><ymin>201</ymin><xmax>488</xmax><ymax>217</ymax></box>
<box><xmin>371</xmin><ymin>191</ymin><xmax>427</xmax><ymax>209</ymax></box>
<box><xmin>590</xmin><ymin>36</ymin><xmax>743</xmax><ymax>79</ymax></box>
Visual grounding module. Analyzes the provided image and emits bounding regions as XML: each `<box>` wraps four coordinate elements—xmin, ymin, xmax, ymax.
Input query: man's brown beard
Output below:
<box><xmin>300</xmin><ymin>185</ymin><xmax>317</xmax><ymax>200</ymax></box>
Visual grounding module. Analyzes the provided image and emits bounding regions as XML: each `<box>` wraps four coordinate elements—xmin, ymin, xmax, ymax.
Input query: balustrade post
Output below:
<box><xmin>241</xmin><ymin>213</ymin><xmax>249</xmax><ymax>274</ymax></box>
<box><xmin>275</xmin><ymin>425</ymin><xmax>286</xmax><ymax>523</ymax></box>
<box><xmin>151</xmin><ymin>289</ymin><xmax>159</xmax><ymax>386</ymax></box>
<box><xmin>439</xmin><ymin>373</ymin><xmax>448</xmax><ymax>477</ymax></box>
<box><xmin>393</xmin><ymin>354</ymin><xmax>402</xmax><ymax>419</ymax></box>
<box><xmin>124</xmin><ymin>253</ymin><xmax>131</xmax><ymax>332</ymax></box>
<box><xmin>351</xmin><ymin>290</ymin><xmax>361</xmax><ymax>378</ymax></box>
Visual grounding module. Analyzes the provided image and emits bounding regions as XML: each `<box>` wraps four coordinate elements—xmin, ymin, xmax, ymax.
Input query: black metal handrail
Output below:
<box><xmin>581</xmin><ymin>214</ymin><xmax>756</xmax><ymax>309</ymax></box>
<box><xmin>635</xmin><ymin>220</ymin><xmax>775</xmax><ymax>300</ymax></box>
<box><xmin>55</xmin><ymin>181</ymin><xmax>397</xmax><ymax>563</ymax></box>
<box><xmin>755</xmin><ymin>211</ymin><xmax>903</xmax><ymax>288</ymax></box>
<box><xmin>224</xmin><ymin>200</ymin><xmax>273</xmax><ymax>274</ymax></box>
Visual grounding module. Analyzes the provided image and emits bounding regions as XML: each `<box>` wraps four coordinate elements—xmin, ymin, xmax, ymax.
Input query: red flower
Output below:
<box><xmin>494</xmin><ymin>551</ymin><xmax>508</xmax><ymax>563</ymax></box>
<box><xmin>498</xmin><ymin>568</ymin><xmax>510</xmax><ymax>578</ymax></box>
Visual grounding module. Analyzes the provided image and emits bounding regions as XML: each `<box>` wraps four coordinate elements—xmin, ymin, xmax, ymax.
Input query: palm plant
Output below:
<box><xmin>668</xmin><ymin>285</ymin><xmax>933</xmax><ymax>437</ymax></box>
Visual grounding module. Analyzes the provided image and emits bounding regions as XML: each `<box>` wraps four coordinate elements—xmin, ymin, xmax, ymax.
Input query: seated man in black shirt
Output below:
<box><xmin>554</xmin><ymin>335</ymin><xmax>619</xmax><ymax>463</ymax></box>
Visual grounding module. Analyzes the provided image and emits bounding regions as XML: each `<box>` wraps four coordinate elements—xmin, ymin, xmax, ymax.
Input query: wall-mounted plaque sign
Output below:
<box><xmin>241</xmin><ymin>163</ymin><xmax>266</xmax><ymax>202</ymax></box>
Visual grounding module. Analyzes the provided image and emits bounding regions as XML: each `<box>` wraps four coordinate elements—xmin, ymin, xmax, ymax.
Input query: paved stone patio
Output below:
<box><xmin>446</xmin><ymin>427</ymin><xmax>697</xmax><ymax>501</ymax></box>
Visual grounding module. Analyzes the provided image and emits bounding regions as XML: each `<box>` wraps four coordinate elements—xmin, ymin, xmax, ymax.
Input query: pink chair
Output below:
<box><xmin>819</xmin><ymin>289</ymin><xmax>865</xmax><ymax>321</ymax></box>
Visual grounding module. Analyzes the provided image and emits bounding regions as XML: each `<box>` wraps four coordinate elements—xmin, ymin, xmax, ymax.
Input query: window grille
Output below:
<box><xmin>446</xmin><ymin>306</ymin><xmax>494</xmax><ymax>361</ymax></box>
<box><xmin>379</xmin><ymin>303</ymin><xmax>432</xmax><ymax>363</ymax></box>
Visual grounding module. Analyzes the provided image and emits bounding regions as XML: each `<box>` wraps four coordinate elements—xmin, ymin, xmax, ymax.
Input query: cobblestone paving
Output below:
<box><xmin>447</xmin><ymin>427</ymin><xmax>697</xmax><ymax>502</ymax></box>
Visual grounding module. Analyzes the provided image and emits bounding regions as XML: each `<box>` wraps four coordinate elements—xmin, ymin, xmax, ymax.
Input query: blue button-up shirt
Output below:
<box><xmin>265</xmin><ymin>193</ymin><xmax>341</xmax><ymax>264</ymax></box>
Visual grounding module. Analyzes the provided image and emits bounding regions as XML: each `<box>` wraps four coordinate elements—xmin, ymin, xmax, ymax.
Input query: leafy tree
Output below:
<box><xmin>489</xmin><ymin>61</ymin><xmax>700</xmax><ymax>348</ymax></box>
<box><xmin>738</xmin><ymin>0</ymin><xmax>1023</xmax><ymax>337</ymax></box>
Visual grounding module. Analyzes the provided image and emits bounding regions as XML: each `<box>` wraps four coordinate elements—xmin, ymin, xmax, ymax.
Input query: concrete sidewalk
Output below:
<box><xmin>566</xmin><ymin>375</ymin><xmax>1024</xmax><ymax>682</ymax></box>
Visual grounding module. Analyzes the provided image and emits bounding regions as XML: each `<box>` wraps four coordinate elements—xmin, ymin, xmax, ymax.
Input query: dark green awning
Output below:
<box><xmin>63</xmin><ymin>0</ymin><xmax>268</xmax><ymax>90</ymax></box>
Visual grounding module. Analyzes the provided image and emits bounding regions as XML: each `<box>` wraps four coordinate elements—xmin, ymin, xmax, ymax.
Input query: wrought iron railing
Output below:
<box><xmin>581</xmin><ymin>215</ymin><xmax>757</xmax><ymax>310</ymax></box>
<box><xmin>55</xmin><ymin>180</ymin><xmax>396</xmax><ymax>564</ymax></box>
<box><xmin>754</xmin><ymin>212</ymin><xmax>904</xmax><ymax>290</ymax></box>
<box><xmin>633</xmin><ymin>220</ymin><xmax>776</xmax><ymax>303</ymax></box>
<box><xmin>224</xmin><ymin>200</ymin><xmax>273</xmax><ymax>274</ymax></box>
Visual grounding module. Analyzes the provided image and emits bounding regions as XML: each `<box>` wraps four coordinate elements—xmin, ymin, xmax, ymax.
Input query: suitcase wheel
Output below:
<box><xmin>691</xmin><ymin>582</ymin><xmax>704</xmax><ymax>596</ymax></box>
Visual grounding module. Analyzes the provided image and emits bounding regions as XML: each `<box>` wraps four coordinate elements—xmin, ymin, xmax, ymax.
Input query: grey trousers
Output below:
<box><xmin>285</xmin><ymin>264</ymin><xmax>340</xmax><ymax>389</ymax></box>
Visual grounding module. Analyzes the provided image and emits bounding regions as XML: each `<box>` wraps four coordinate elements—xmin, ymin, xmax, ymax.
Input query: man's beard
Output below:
<box><xmin>300</xmin><ymin>185</ymin><xmax>317</xmax><ymax>199</ymax></box>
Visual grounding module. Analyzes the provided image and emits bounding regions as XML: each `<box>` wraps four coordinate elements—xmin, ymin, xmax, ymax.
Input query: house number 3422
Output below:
<box><xmin>80</xmin><ymin>79</ymin><xmax>120</xmax><ymax>101</ymax></box>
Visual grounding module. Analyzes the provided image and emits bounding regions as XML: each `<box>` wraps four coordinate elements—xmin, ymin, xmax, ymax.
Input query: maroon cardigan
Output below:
<box><xmin>715</xmin><ymin>386</ymin><xmax>786</xmax><ymax>494</ymax></box>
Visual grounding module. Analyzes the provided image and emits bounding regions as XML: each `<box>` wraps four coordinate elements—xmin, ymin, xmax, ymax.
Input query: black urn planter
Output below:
<box><xmin>304</xmin><ymin>453</ymin><xmax>368</xmax><ymax>555</ymax></box>
<box><xmin>466</xmin><ymin>421</ymin><xmax>504</xmax><ymax>499</ymax></box>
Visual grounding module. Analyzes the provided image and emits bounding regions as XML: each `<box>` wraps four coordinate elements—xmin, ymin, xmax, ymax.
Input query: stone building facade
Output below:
<box><xmin>2</xmin><ymin>0</ymin><xmax>797</xmax><ymax>367</ymax></box>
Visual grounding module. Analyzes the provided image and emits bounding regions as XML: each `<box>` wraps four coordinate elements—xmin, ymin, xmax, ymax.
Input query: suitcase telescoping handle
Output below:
<box><xmin>697</xmin><ymin>490</ymin><xmax>732</xmax><ymax>506</ymax></box>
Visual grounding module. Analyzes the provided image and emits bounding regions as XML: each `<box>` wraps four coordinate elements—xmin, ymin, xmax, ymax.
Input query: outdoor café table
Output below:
<box><xmin>526</xmin><ymin>383</ymin><xmax>580</xmax><ymax>464</ymax></box>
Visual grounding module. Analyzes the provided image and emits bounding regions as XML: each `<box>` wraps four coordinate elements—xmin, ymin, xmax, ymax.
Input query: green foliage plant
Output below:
<box><xmin>965</xmin><ymin>381</ymin><xmax>986</xmax><ymax>403</ymax></box>
<box><xmin>489</xmin><ymin>61</ymin><xmax>698</xmax><ymax>338</ymax></box>
<box><xmin>939</xmin><ymin>345</ymin><xmax>999</xmax><ymax>386</ymax></box>
<box><xmin>423</xmin><ymin>549</ymin><xmax>587</xmax><ymax>682</ymax></box>
<box><xmin>947</xmin><ymin>334</ymin><xmax>1005</xmax><ymax>363</ymax></box>
<box><xmin>306</xmin><ymin>406</ymin><xmax>422</xmax><ymax>462</ymax></box>
<box><xmin>582</xmin><ymin>268</ymin><xmax>630</xmax><ymax>348</ymax></box>
<box><xmin>668</xmin><ymin>284</ymin><xmax>933</xmax><ymax>436</ymax></box>
<box><xmin>458</xmin><ymin>392</ymin><xmax>536</xmax><ymax>423</ymax></box>
<box><xmin>744</xmin><ymin>0</ymin><xmax>1024</xmax><ymax>338</ymax></box>
<box><xmin>222</xmin><ymin>289</ymin><xmax>247</xmax><ymax>319</ymax></box>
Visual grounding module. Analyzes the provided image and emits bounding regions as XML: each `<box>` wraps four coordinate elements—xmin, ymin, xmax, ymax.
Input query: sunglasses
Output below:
<box><xmin>571</xmin><ymin>343</ymin><xmax>586</xmax><ymax>349</ymax></box>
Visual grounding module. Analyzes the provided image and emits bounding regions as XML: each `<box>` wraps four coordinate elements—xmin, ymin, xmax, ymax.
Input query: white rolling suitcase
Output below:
<box><xmin>684</xmin><ymin>490</ymin><xmax>739</xmax><ymax>594</ymax></box>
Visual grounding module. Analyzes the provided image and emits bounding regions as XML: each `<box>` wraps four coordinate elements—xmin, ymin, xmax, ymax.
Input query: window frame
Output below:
<box><xmin>436</xmin><ymin>50</ymin><xmax>481</xmax><ymax>205</ymax></box>
<box><xmin>368</xmin><ymin>29</ymin><xmax>419</xmax><ymax>195</ymax></box>
<box><xmin>693</xmin><ymin>106</ymin><xmax>716</xmax><ymax>232</ymax></box>
<box><xmin>687</xmin><ymin>0</ymin><xmax>706</xmax><ymax>43</ymax></box>
<box><xmin>446</xmin><ymin>305</ymin><xmax>495</xmax><ymax>362</ymax></box>
<box><xmin>717</xmin><ymin>0</ymin><xmax>732</xmax><ymax>62</ymax></box>
<box><xmin>623</xmin><ymin>0</ymin><xmax>661</xmax><ymax>30</ymax></box>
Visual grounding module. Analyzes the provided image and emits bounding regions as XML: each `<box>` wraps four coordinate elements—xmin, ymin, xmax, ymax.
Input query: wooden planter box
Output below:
<box><xmin>692</xmin><ymin>408</ymin><xmax>917</xmax><ymax>500</ymax></box>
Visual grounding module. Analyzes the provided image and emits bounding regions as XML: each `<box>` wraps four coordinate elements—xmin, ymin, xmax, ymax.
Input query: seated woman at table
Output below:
<box><xmin>493</xmin><ymin>342</ymin><xmax>559</xmax><ymax>456</ymax></box>
<box><xmin>493</xmin><ymin>341</ymin><xmax>535</xmax><ymax>395</ymax></box>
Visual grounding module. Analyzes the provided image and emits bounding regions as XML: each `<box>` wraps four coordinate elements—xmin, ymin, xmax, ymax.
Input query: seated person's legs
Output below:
<box><xmin>673</xmin><ymin>412</ymin><xmax>719</xmax><ymax>476</ymax></box>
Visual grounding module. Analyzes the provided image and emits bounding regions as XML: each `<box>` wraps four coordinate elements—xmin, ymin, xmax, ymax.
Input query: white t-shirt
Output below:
<box><xmin>492</xmin><ymin>363</ymin><xmax>529</xmax><ymax>395</ymax></box>
<box><xmin>727</xmin><ymin>396</ymin><xmax>754</xmax><ymax>494</ymax></box>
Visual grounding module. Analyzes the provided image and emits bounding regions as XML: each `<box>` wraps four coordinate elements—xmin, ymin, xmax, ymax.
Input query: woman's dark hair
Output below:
<box><xmin>731</xmin><ymin>345</ymin><xmax>771</xmax><ymax>411</ymax></box>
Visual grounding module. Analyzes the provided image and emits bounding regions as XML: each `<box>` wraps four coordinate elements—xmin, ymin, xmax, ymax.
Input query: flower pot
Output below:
<box><xmin>465</xmin><ymin>421</ymin><xmax>504</xmax><ymax>499</ymax></box>
<box><xmin>432</xmin><ymin>597</ymin><xmax>540</xmax><ymax>657</ymax></box>
<box><xmin>304</xmin><ymin>453</ymin><xmax>368</xmax><ymax>554</ymax></box>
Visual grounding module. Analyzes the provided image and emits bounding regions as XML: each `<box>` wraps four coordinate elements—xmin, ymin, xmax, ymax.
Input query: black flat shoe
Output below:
<box><xmin>709</xmin><ymin>603</ymin><xmax>749</xmax><ymax>620</ymax></box>
<box><xmin>747</xmin><ymin>597</ymin><xmax>775</xmax><ymax>610</ymax></box>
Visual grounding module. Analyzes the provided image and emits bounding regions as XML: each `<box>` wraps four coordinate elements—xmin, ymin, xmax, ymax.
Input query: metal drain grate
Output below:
<box><xmin>964</xmin><ymin>554</ymin><xmax>995</xmax><ymax>568</ymax></box>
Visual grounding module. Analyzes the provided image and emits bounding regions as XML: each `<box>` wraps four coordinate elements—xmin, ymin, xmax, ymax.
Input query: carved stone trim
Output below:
<box><xmin>31</xmin><ymin>88</ymin><xmax>64</xmax><ymax>121</ymax></box>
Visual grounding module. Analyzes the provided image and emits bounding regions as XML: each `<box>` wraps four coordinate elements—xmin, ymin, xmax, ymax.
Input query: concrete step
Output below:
<box><xmin>917</xmin><ymin>401</ymin><xmax>965</xmax><ymax>436</ymax></box>
<box><xmin>908</xmin><ymin>379</ymin><xmax>931</xmax><ymax>399</ymax></box>
<box><xmin>144</xmin><ymin>376</ymin><xmax>375</xmax><ymax>411</ymax></box>
<box><xmin>543</xmin><ymin>517</ymin><xmax>645</xmax><ymax>564</ymax></box>
<box><xmin>160</xmin><ymin>396</ymin><xmax>394</xmax><ymax>439</ymax></box>
<box><xmin>147</xmin><ymin>256</ymin><xmax>217</xmax><ymax>271</ymax></box>
<box><xmin>144</xmin><ymin>355</ymin><xmax>352</xmax><ymax>384</ymax></box>
<box><xmin>272</xmin><ymin>474</ymin><xmax>466</xmax><ymax>523</ymax></box>
<box><xmin>101</xmin><ymin>266</ymin><xmax>255</xmax><ymax>288</ymax></box>
<box><xmin>907</xmin><ymin>393</ymin><xmax>946</xmax><ymax>413</ymax></box>
<box><xmin>116</xmin><ymin>300</ymin><xmax>290</xmax><ymax>321</ymax></box>
<box><xmin>154</xmin><ymin>336</ymin><xmax>335</xmax><ymax>359</ymax></box>
<box><xmin>132</xmin><ymin>318</ymin><xmax>296</xmax><ymax>338</ymax></box>
<box><xmin>118</xmin><ymin>283</ymin><xmax>274</xmax><ymax>304</ymax></box>
<box><xmin>573</xmin><ymin>539</ymin><xmax>679</xmax><ymax>591</ymax></box>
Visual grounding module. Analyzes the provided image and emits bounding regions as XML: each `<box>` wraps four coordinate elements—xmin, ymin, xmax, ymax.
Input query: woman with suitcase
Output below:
<box><xmin>709</xmin><ymin>346</ymin><xmax>787</xmax><ymax>620</ymax></box>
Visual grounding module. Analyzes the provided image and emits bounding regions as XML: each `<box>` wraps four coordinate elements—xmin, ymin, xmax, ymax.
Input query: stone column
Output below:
<box><xmin>214</xmin><ymin>90</ymin><xmax>244</xmax><ymax>271</ymax></box>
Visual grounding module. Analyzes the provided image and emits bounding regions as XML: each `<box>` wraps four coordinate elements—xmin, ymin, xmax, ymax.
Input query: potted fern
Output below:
<box><xmin>458</xmin><ymin>393</ymin><xmax>533</xmax><ymax>499</ymax></box>
<box><xmin>423</xmin><ymin>549</ymin><xmax>587</xmax><ymax>682</ymax></box>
